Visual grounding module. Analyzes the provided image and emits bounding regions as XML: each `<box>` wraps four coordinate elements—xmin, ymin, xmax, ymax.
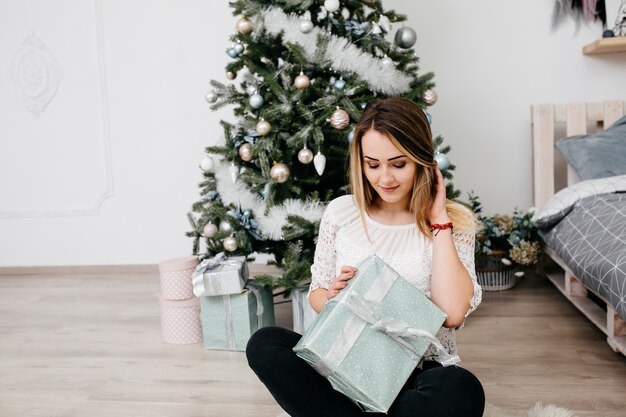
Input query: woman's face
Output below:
<box><xmin>361</xmin><ymin>129</ymin><xmax>417</xmax><ymax>210</ymax></box>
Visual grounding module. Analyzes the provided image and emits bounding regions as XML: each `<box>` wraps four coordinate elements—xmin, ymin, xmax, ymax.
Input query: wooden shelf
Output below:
<box><xmin>583</xmin><ymin>37</ymin><xmax>626</xmax><ymax>55</ymax></box>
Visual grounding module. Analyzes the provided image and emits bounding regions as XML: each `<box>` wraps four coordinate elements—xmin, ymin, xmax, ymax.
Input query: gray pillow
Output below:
<box><xmin>555</xmin><ymin>115</ymin><xmax>626</xmax><ymax>180</ymax></box>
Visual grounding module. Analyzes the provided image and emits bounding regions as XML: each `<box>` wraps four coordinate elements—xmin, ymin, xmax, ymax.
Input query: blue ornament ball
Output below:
<box><xmin>347</xmin><ymin>129</ymin><xmax>355</xmax><ymax>143</ymax></box>
<box><xmin>249</xmin><ymin>93</ymin><xmax>264</xmax><ymax>109</ymax></box>
<box><xmin>227</xmin><ymin>48</ymin><xmax>239</xmax><ymax>58</ymax></box>
<box><xmin>333</xmin><ymin>78</ymin><xmax>346</xmax><ymax>90</ymax></box>
<box><xmin>434</xmin><ymin>153</ymin><xmax>450</xmax><ymax>172</ymax></box>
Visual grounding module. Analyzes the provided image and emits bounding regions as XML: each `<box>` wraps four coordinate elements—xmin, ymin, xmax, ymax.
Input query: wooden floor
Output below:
<box><xmin>1</xmin><ymin>267</ymin><xmax>625</xmax><ymax>417</ymax></box>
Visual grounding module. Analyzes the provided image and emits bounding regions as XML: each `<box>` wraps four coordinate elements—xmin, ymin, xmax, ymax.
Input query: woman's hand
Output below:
<box><xmin>429</xmin><ymin>166</ymin><xmax>450</xmax><ymax>224</ymax></box>
<box><xmin>326</xmin><ymin>265</ymin><xmax>357</xmax><ymax>300</ymax></box>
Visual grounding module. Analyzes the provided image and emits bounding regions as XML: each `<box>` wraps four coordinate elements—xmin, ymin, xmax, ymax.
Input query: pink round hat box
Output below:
<box><xmin>158</xmin><ymin>256</ymin><xmax>199</xmax><ymax>300</ymax></box>
<box><xmin>159</xmin><ymin>296</ymin><xmax>202</xmax><ymax>344</ymax></box>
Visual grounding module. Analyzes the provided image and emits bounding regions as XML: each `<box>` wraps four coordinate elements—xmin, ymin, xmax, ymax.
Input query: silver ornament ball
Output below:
<box><xmin>249</xmin><ymin>93</ymin><xmax>264</xmax><ymax>109</ymax></box>
<box><xmin>394</xmin><ymin>27</ymin><xmax>417</xmax><ymax>49</ymax></box>
<box><xmin>203</xmin><ymin>223</ymin><xmax>218</xmax><ymax>238</ymax></box>
<box><xmin>298</xmin><ymin>147</ymin><xmax>314</xmax><ymax>164</ymax></box>
<box><xmin>270</xmin><ymin>163</ymin><xmax>290</xmax><ymax>183</ymax></box>
<box><xmin>223</xmin><ymin>236</ymin><xmax>238</xmax><ymax>252</ymax></box>
<box><xmin>300</xmin><ymin>20</ymin><xmax>314</xmax><ymax>34</ymax></box>
<box><xmin>233</xmin><ymin>43</ymin><xmax>244</xmax><ymax>54</ymax></box>
<box><xmin>294</xmin><ymin>72</ymin><xmax>310</xmax><ymax>90</ymax></box>
<box><xmin>256</xmin><ymin>119</ymin><xmax>272</xmax><ymax>136</ymax></box>
<box><xmin>381</xmin><ymin>56</ymin><xmax>394</xmax><ymax>66</ymax></box>
<box><xmin>238</xmin><ymin>143</ymin><xmax>253</xmax><ymax>162</ymax></box>
<box><xmin>422</xmin><ymin>89</ymin><xmax>438</xmax><ymax>106</ymax></box>
<box><xmin>200</xmin><ymin>156</ymin><xmax>214</xmax><ymax>172</ymax></box>
<box><xmin>328</xmin><ymin>107</ymin><xmax>350</xmax><ymax>130</ymax></box>
<box><xmin>324</xmin><ymin>0</ymin><xmax>340</xmax><ymax>13</ymax></box>
<box><xmin>219</xmin><ymin>220</ymin><xmax>232</xmax><ymax>233</ymax></box>
<box><xmin>236</xmin><ymin>17</ymin><xmax>253</xmax><ymax>35</ymax></box>
<box><xmin>205</xmin><ymin>91</ymin><xmax>217</xmax><ymax>103</ymax></box>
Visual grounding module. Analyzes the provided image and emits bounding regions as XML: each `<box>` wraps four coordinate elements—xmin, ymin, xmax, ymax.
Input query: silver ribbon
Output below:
<box><xmin>223</xmin><ymin>294</ymin><xmax>236</xmax><ymax>350</ymax></box>
<box><xmin>313</xmin><ymin>257</ymin><xmax>459</xmax><ymax>377</ymax></box>
<box><xmin>247</xmin><ymin>285</ymin><xmax>264</xmax><ymax>329</ymax></box>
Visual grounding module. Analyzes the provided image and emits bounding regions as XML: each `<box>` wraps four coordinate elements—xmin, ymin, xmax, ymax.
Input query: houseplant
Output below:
<box><xmin>469</xmin><ymin>193</ymin><xmax>541</xmax><ymax>291</ymax></box>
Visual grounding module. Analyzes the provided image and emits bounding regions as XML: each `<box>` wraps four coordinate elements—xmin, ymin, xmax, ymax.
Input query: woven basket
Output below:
<box><xmin>476</xmin><ymin>250</ymin><xmax>516</xmax><ymax>291</ymax></box>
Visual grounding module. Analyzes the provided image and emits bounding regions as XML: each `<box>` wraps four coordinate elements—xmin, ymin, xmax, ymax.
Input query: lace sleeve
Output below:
<box><xmin>452</xmin><ymin>230</ymin><xmax>482</xmax><ymax>321</ymax></box>
<box><xmin>309</xmin><ymin>206</ymin><xmax>339</xmax><ymax>294</ymax></box>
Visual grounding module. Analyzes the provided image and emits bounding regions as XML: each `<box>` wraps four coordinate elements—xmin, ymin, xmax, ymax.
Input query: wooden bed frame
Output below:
<box><xmin>531</xmin><ymin>100</ymin><xmax>626</xmax><ymax>356</ymax></box>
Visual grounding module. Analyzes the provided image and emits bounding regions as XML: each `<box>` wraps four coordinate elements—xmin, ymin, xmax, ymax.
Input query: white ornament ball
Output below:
<box><xmin>203</xmin><ymin>223</ymin><xmax>218</xmax><ymax>238</ymax></box>
<box><xmin>394</xmin><ymin>27</ymin><xmax>417</xmax><ymax>49</ymax></box>
<box><xmin>223</xmin><ymin>236</ymin><xmax>238</xmax><ymax>252</ymax></box>
<box><xmin>233</xmin><ymin>43</ymin><xmax>244</xmax><ymax>54</ymax></box>
<box><xmin>434</xmin><ymin>152</ymin><xmax>450</xmax><ymax>173</ymax></box>
<box><xmin>422</xmin><ymin>89</ymin><xmax>438</xmax><ymax>106</ymax></box>
<box><xmin>200</xmin><ymin>156</ymin><xmax>214</xmax><ymax>172</ymax></box>
<box><xmin>294</xmin><ymin>72</ymin><xmax>310</xmax><ymax>90</ymax></box>
<box><xmin>341</xmin><ymin>8</ymin><xmax>350</xmax><ymax>20</ymax></box>
<box><xmin>300</xmin><ymin>20</ymin><xmax>314</xmax><ymax>34</ymax></box>
<box><xmin>226</xmin><ymin>71</ymin><xmax>236</xmax><ymax>80</ymax></box>
<box><xmin>219</xmin><ymin>220</ymin><xmax>232</xmax><ymax>233</ymax></box>
<box><xmin>381</xmin><ymin>56</ymin><xmax>394</xmax><ymax>66</ymax></box>
<box><xmin>328</xmin><ymin>107</ymin><xmax>350</xmax><ymax>130</ymax></box>
<box><xmin>236</xmin><ymin>17</ymin><xmax>253</xmax><ymax>35</ymax></box>
<box><xmin>205</xmin><ymin>91</ymin><xmax>217</xmax><ymax>103</ymax></box>
<box><xmin>249</xmin><ymin>93</ymin><xmax>264</xmax><ymax>109</ymax></box>
<box><xmin>238</xmin><ymin>143</ymin><xmax>253</xmax><ymax>161</ymax></box>
<box><xmin>324</xmin><ymin>0</ymin><xmax>340</xmax><ymax>13</ymax></box>
<box><xmin>270</xmin><ymin>162</ymin><xmax>290</xmax><ymax>183</ymax></box>
<box><xmin>298</xmin><ymin>147</ymin><xmax>314</xmax><ymax>164</ymax></box>
<box><xmin>314</xmin><ymin>152</ymin><xmax>327</xmax><ymax>176</ymax></box>
<box><xmin>256</xmin><ymin>119</ymin><xmax>272</xmax><ymax>136</ymax></box>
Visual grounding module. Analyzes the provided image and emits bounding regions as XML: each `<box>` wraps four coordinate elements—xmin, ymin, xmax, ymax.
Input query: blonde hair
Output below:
<box><xmin>348</xmin><ymin>97</ymin><xmax>479</xmax><ymax>239</ymax></box>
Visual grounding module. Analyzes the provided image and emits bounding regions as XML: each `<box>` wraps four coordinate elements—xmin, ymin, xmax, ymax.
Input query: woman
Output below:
<box><xmin>246</xmin><ymin>97</ymin><xmax>485</xmax><ymax>417</ymax></box>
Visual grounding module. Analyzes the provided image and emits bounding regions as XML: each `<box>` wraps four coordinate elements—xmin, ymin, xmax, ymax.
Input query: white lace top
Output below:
<box><xmin>309</xmin><ymin>194</ymin><xmax>482</xmax><ymax>362</ymax></box>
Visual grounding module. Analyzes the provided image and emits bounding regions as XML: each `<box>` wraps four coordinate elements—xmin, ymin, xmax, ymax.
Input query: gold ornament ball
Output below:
<box><xmin>236</xmin><ymin>17</ymin><xmax>253</xmax><ymax>35</ymax></box>
<box><xmin>238</xmin><ymin>143</ymin><xmax>253</xmax><ymax>161</ymax></box>
<box><xmin>256</xmin><ymin>119</ymin><xmax>272</xmax><ymax>136</ymax></box>
<box><xmin>223</xmin><ymin>236</ymin><xmax>238</xmax><ymax>252</ymax></box>
<box><xmin>329</xmin><ymin>107</ymin><xmax>350</xmax><ymax>130</ymax></box>
<box><xmin>203</xmin><ymin>223</ymin><xmax>218</xmax><ymax>238</ymax></box>
<box><xmin>298</xmin><ymin>147</ymin><xmax>314</xmax><ymax>164</ymax></box>
<box><xmin>294</xmin><ymin>72</ymin><xmax>310</xmax><ymax>90</ymax></box>
<box><xmin>226</xmin><ymin>71</ymin><xmax>236</xmax><ymax>80</ymax></box>
<box><xmin>422</xmin><ymin>89</ymin><xmax>438</xmax><ymax>106</ymax></box>
<box><xmin>270</xmin><ymin>162</ymin><xmax>290</xmax><ymax>183</ymax></box>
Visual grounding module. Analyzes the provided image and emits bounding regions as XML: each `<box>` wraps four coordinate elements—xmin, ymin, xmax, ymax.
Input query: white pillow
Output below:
<box><xmin>532</xmin><ymin>175</ymin><xmax>626</xmax><ymax>228</ymax></box>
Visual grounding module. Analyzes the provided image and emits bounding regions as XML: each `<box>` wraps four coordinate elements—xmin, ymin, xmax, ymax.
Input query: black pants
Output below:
<box><xmin>246</xmin><ymin>326</ymin><xmax>485</xmax><ymax>417</ymax></box>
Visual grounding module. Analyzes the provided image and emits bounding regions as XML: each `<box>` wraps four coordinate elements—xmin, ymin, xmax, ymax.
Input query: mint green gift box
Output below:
<box><xmin>293</xmin><ymin>255</ymin><xmax>458</xmax><ymax>413</ymax></box>
<box><xmin>200</xmin><ymin>281</ymin><xmax>274</xmax><ymax>351</ymax></box>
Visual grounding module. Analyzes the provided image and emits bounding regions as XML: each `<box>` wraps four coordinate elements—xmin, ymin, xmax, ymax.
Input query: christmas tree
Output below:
<box><xmin>188</xmin><ymin>0</ymin><xmax>461</xmax><ymax>296</ymax></box>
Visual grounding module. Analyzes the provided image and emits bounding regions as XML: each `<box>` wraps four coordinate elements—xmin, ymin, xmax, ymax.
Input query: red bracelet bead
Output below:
<box><xmin>430</xmin><ymin>222</ymin><xmax>453</xmax><ymax>236</ymax></box>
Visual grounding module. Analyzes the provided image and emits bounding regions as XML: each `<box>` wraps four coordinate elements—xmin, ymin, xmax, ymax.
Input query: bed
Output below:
<box><xmin>531</xmin><ymin>100</ymin><xmax>626</xmax><ymax>355</ymax></box>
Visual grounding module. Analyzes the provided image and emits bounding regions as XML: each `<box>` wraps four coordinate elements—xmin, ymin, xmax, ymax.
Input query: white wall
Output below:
<box><xmin>0</xmin><ymin>0</ymin><xmax>624</xmax><ymax>267</ymax></box>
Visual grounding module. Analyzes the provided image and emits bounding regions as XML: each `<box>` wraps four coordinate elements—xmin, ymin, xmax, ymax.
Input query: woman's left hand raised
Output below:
<box><xmin>429</xmin><ymin>166</ymin><xmax>450</xmax><ymax>223</ymax></box>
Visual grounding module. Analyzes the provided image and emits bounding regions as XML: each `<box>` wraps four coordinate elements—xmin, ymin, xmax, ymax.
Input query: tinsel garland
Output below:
<box><xmin>212</xmin><ymin>159</ymin><xmax>324</xmax><ymax>240</ymax></box>
<box><xmin>254</xmin><ymin>7</ymin><xmax>413</xmax><ymax>95</ymax></box>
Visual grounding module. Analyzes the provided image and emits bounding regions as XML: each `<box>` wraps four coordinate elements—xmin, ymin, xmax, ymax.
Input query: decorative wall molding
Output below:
<box><xmin>9</xmin><ymin>32</ymin><xmax>62</xmax><ymax>118</ymax></box>
<box><xmin>0</xmin><ymin>0</ymin><xmax>115</xmax><ymax>218</ymax></box>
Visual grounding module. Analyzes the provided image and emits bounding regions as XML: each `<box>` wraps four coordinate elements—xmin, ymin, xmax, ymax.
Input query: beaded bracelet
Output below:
<box><xmin>430</xmin><ymin>222</ymin><xmax>453</xmax><ymax>236</ymax></box>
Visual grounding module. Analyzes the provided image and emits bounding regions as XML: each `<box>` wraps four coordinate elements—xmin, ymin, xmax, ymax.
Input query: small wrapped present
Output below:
<box><xmin>158</xmin><ymin>256</ymin><xmax>199</xmax><ymax>300</ymax></box>
<box><xmin>293</xmin><ymin>255</ymin><xmax>459</xmax><ymax>413</ymax></box>
<box><xmin>192</xmin><ymin>253</ymin><xmax>248</xmax><ymax>297</ymax></box>
<box><xmin>200</xmin><ymin>281</ymin><xmax>275</xmax><ymax>351</ymax></box>
<box><xmin>292</xmin><ymin>284</ymin><xmax>317</xmax><ymax>334</ymax></box>
<box><xmin>159</xmin><ymin>296</ymin><xmax>203</xmax><ymax>344</ymax></box>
